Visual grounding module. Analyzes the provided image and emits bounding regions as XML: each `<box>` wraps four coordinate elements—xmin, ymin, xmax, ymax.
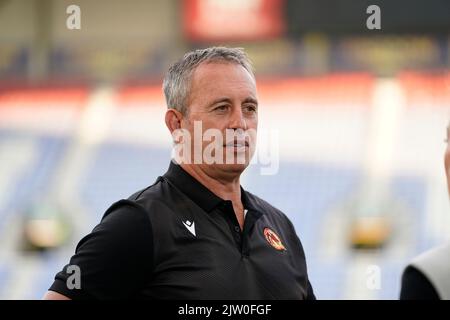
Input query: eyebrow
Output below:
<box><xmin>242</xmin><ymin>97</ymin><xmax>258</xmax><ymax>106</ymax></box>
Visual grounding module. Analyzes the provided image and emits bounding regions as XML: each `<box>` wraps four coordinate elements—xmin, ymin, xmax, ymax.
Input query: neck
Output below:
<box><xmin>180</xmin><ymin>164</ymin><xmax>242</xmax><ymax>201</ymax></box>
<box><xmin>181</xmin><ymin>164</ymin><xmax>246</xmax><ymax>229</ymax></box>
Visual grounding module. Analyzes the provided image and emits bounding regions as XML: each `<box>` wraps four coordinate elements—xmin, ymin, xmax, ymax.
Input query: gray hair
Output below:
<box><xmin>163</xmin><ymin>47</ymin><xmax>254</xmax><ymax>115</ymax></box>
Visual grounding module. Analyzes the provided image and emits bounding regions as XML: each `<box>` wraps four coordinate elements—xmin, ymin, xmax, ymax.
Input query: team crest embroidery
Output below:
<box><xmin>263</xmin><ymin>227</ymin><xmax>286</xmax><ymax>251</ymax></box>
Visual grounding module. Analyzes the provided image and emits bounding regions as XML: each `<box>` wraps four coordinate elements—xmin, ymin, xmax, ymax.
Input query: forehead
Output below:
<box><xmin>189</xmin><ymin>62</ymin><xmax>257</xmax><ymax>97</ymax></box>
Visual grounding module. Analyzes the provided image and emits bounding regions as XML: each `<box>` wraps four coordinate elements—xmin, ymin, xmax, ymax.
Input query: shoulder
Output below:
<box><xmin>244</xmin><ymin>190</ymin><xmax>301</xmax><ymax>243</ymax></box>
<box><xmin>76</xmin><ymin>180</ymin><xmax>172</xmax><ymax>252</ymax></box>
<box><xmin>245</xmin><ymin>190</ymin><xmax>310</xmax><ymax>274</ymax></box>
<box><xmin>49</xmin><ymin>191</ymin><xmax>159</xmax><ymax>299</ymax></box>
<box><xmin>97</xmin><ymin>176</ymin><xmax>177</xmax><ymax>229</ymax></box>
<box><xmin>119</xmin><ymin>176</ymin><xmax>179</xmax><ymax>217</ymax></box>
<box><xmin>77</xmin><ymin>198</ymin><xmax>154</xmax><ymax>253</ymax></box>
<box><xmin>245</xmin><ymin>190</ymin><xmax>293</xmax><ymax>224</ymax></box>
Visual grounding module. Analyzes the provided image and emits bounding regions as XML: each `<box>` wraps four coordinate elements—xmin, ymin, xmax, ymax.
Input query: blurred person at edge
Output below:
<box><xmin>400</xmin><ymin>122</ymin><xmax>450</xmax><ymax>300</ymax></box>
<box><xmin>43</xmin><ymin>47</ymin><xmax>315</xmax><ymax>300</ymax></box>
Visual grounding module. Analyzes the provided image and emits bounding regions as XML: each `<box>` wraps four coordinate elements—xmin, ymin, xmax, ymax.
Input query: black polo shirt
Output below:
<box><xmin>50</xmin><ymin>161</ymin><xmax>315</xmax><ymax>300</ymax></box>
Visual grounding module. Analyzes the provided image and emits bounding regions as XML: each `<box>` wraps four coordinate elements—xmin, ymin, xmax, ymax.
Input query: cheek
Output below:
<box><xmin>202</xmin><ymin>118</ymin><xmax>228</xmax><ymax>133</ymax></box>
<box><xmin>182</xmin><ymin>114</ymin><xmax>205</xmax><ymax>132</ymax></box>
<box><xmin>243</xmin><ymin>116</ymin><xmax>258</xmax><ymax>135</ymax></box>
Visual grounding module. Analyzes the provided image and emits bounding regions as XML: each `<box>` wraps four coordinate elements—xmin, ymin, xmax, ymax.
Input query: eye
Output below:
<box><xmin>243</xmin><ymin>104</ymin><xmax>257</xmax><ymax>113</ymax></box>
<box><xmin>213</xmin><ymin>105</ymin><xmax>228</xmax><ymax>112</ymax></box>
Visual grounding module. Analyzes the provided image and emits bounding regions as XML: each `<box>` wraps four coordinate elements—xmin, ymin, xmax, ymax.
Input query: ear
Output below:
<box><xmin>165</xmin><ymin>108</ymin><xmax>184</xmax><ymax>134</ymax></box>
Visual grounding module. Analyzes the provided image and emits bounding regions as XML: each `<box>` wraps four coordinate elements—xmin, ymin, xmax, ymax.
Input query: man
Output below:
<box><xmin>44</xmin><ymin>47</ymin><xmax>315</xmax><ymax>300</ymax></box>
<box><xmin>399</xmin><ymin>122</ymin><xmax>450</xmax><ymax>300</ymax></box>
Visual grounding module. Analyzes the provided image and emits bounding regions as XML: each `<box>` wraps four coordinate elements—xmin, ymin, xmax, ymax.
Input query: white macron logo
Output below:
<box><xmin>182</xmin><ymin>220</ymin><xmax>196</xmax><ymax>237</ymax></box>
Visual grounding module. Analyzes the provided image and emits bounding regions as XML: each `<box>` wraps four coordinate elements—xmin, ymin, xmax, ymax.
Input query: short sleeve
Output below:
<box><xmin>49</xmin><ymin>200</ymin><xmax>154</xmax><ymax>299</ymax></box>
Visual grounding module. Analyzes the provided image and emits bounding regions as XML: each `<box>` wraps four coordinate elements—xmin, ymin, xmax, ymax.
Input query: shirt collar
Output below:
<box><xmin>162</xmin><ymin>160</ymin><xmax>260</xmax><ymax>214</ymax></box>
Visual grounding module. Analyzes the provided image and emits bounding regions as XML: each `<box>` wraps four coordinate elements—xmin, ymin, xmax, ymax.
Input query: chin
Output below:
<box><xmin>215</xmin><ymin>162</ymin><xmax>249</xmax><ymax>175</ymax></box>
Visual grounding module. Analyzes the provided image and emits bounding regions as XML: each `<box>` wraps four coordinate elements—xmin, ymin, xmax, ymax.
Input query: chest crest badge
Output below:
<box><xmin>263</xmin><ymin>227</ymin><xmax>286</xmax><ymax>251</ymax></box>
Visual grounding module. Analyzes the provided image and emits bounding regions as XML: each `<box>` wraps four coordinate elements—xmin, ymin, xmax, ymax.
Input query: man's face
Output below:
<box><xmin>445</xmin><ymin>123</ymin><xmax>450</xmax><ymax>197</ymax></box>
<box><xmin>181</xmin><ymin>61</ymin><xmax>258</xmax><ymax>178</ymax></box>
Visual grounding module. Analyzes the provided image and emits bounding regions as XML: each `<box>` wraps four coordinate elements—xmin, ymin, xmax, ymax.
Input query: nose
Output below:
<box><xmin>228</xmin><ymin>106</ymin><xmax>247</xmax><ymax>131</ymax></box>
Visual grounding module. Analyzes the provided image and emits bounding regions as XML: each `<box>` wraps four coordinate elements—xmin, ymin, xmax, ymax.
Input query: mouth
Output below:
<box><xmin>223</xmin><ymin>141</ymin><xmax>249</xmax><ymax>148</ymax></box>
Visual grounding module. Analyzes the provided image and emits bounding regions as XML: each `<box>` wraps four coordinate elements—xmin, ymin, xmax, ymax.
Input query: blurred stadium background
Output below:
<box><xmin>0</xmin><ymin>0</ymin><xmax>449</xmax><ymax>299</ymax></box>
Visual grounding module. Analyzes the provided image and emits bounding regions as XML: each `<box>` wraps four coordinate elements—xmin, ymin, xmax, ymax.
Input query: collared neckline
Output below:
<box><xmin>162</xmin><ymin>160</ymin><xmax>261</xmax><ymax>215</ymax></box>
